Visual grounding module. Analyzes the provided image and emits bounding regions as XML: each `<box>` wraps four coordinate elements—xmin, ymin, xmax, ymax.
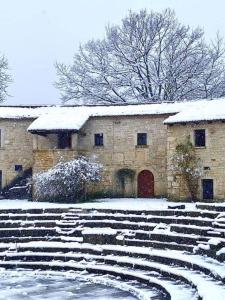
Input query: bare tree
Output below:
<box><xmin>0</xmin><ymin>55</ymin><xmax>11</xmax><ymax>102</ymax></box>
<box><xmin>56</xmin><ymin>9</ymin><xmax>225</xmax><ymax>104</ymax></box>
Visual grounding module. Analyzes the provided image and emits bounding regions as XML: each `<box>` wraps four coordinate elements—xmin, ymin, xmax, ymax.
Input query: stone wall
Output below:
<box><xmin>0</xmin><ymin>119</ymin><xmax>34</xmax><ymax>188</ymax></box>
<box><xmin>167</xmin><ymin>121</ymin><xmax>225</xmax><ymax>201</ymax></box>
<box><xmin>31</xmin><ymin>115</ymin><xmax>169</xmax><ymax>197</ymax></box>
<box><xmin>77</xmin><ymin>115</ymin><xmax>169</xmax><ymax>197</ymax></box>
<box><xmin>33</xmin><ymin>149</ymin><xmax>78</xmax><ymax>174</ymax></box>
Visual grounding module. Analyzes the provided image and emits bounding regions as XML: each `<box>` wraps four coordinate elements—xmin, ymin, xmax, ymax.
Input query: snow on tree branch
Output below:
<box><xmin>34</xmin><ymin>156</ymin><xmax>102</xmax><ymax>202</ymax></box>
<box><xmin>55</xmin><ymin>9</ymin><xmax>225</xmax><ymax>104</ymax></box>
<box><xmin>0</xmin><ymin>55</ymin><xmax>11</xmax><ymax>102</ymax></box>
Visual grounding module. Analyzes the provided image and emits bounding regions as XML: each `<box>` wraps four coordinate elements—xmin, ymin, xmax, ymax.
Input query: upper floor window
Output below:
<box><xmin>94</xmin><ymin>133</ymin><xmax>103</xmax><ymax>146</ymax></box>
<box><xmin>58</xmin><ymin>132</ymin><xmax>72</xmax><ymax>149</ymax></box>
<box><xmin>0</xmin><ymin>170</ymin><xmax>2</xmax><ymax>190</ymax></box>
<box><xmin>137</xmin><ymin>133</ymin><xmax>147</xmax><ymax>146</ymax></box>
<box><xmin>0</xmin><ymin>129</ymin><xmax>2</xmax><ymax>148</ymax></box>
<box><xmin>194</xmin><ymin>129</ymin><xmax>205</xmax><ymax>147</ymax></box>
<box><xmin>15</xmin><ymin>165</ymin><xmax>23</xmax><ymax>172</ymax></box>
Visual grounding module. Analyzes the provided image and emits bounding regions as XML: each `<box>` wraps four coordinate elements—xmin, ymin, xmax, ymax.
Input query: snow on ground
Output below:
<box><xmin>0</xmin><ymin>198</ymin><xmax>199</xmax><ymax>210</ymax></box>
<box><xmin>0</xmin><ymin>269</ymin><xmax>136</xmax><ymax>300</ymax></box>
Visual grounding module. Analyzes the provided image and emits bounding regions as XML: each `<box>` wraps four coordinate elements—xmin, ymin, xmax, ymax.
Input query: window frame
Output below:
<box><xmin>94</xmin><ymin>133</ymin><xmax>104</xmax><ymax>146</ymax></box>
<box><xmin>137</xmin><ymin>132</ymin><xmax>147</xmax><ymax>146</ymax></box>
<box><xmin>15</xmin><ymin>165</ymin><xmax>23</xmax><ymax>172</ymax></box>
<box><xmin>0</xmin><ymin>128</ymin><xmax>4</xmax><ymax>148</ymax></box>
<box><xmin>57</xmin><ymin>132</ymin><xmax>72</xmax><ymax>149</ymax></box>
<box><xmin>194</xmin><ymin>129</ymin><xmax>206</xmax><ymax>147</ymax></box>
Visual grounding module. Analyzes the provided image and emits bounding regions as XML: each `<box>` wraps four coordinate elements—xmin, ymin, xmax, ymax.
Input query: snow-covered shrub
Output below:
<box><xmin>34</xmin><ymin>156</ymin><xmax>102</xmax><ymax>202</ymax></box>
<box><xmin>171</xmin><ymin>137</ymin><xmax>203</xmax><ymax>201</ymax></box>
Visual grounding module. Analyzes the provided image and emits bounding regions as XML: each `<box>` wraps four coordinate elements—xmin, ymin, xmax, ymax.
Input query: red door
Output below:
<box><xmin>138</xmin><ymin>170</ymin><xmax>154</xmax><ymax>197</ymax></box>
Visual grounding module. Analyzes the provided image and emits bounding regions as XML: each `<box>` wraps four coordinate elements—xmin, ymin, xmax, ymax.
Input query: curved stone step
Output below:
<box><xmin>0</xmin><ymin>259</ymin><xmax>198</xmax><ymax>300</ymax></box>
<box><xmin>68</xmin><ymin>212</ymin><xmax>215</xmax><ymax>227</ymax></box>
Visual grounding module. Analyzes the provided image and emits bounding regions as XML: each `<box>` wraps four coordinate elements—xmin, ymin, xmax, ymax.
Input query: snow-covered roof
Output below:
<box><xmin>0</xmin><ymin>106</ymin><xmax>53</xmax><ymax>119</ymax></box>
<box><xmin>2</xmin><ymin>98</ymin><xmax>225</xmax><ymax>131</ymax></box>
<box><xmin>27</xmin><ymin>102</ymin><xmax>191</xmax><ymax>132</ymax></box>
<box><xmin>164</xmin><ymin>98</ymin><xmax>225</xmax><ymax>124</ymax></box>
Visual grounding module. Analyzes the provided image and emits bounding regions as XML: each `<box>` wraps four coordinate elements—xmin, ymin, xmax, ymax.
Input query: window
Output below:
<box><xmin>137</xmin><ymin>133</ymin><xmax>147</xmax><ymax>146</ymax></box>
<box><xmin>94</xmin><ymin>133</ymin><xmax>104</xmax><ymax>146</ymax></box>
<box><xmin>15</xmin><ymin>165</ymin><xmax>23</xmax><ymax>172</ymax></box>
<box><xmin>194</xmin><ymin>129</ymin><xmax>205</xmax><ymax>147</ymax></box>
<box><xmin>58</xmin><ymin>132</ymin><xmax>72</xmax><ymax>149</ymax></box>
<box><xmin>0</xmin><ymin>170</ymin><xmax>2</xmax><ymax>190</ymax></box>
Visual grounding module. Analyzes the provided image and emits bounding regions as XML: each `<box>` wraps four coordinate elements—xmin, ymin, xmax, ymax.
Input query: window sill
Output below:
<box><xmin>93</xmin><ymin>145</ymin><xmax>104</xmax><ymax>148</ymax></box>
<box><xmin>135</xmin><ymin>145</ymin><xmax>149</xmax><ymax>148</ymax></box>
<box><xmin>195</xmin><ymin>146</ymin><xmax>206</xmax><ymax>149</ymax></box>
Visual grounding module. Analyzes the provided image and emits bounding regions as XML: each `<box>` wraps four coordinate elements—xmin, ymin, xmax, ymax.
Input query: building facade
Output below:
<box><xmin>0</xmin><ymin>99</ymin><xmax>225</xmax><ymax>201</ymax></box>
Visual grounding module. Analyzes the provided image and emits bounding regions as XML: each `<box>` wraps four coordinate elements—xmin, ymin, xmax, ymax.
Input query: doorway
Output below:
<box><xmin>202</xmin><ymin>179</ymin><xmax>213</xmax><ymax>200</ymax></box>
<box><xmin>137</xmin><ymin>170</ymin><xmax>154</xmax><ymax>197</ymax></box>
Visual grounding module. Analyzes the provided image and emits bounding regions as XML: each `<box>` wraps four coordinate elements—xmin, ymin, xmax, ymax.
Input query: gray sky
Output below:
<box><xmin>1</xmin><ymin>0</ymin><xmax>225</xmax><ymax>105</ymax></box>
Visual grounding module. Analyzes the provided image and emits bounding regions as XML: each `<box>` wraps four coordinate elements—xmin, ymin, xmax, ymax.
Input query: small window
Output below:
<box><xmin>94</xmin><ymin>133</ymin><xmax>104</xmax><ymax>146</ymax></box>
<box><xmin>0</xmin><ymin>170</ymin><xmax>2</xmax><ymax>190</ymax></box>
<box><xmin>194</xmin><ymin>129</ymin><xmax>205</xmax><ymax>147</ymax></box>
<box><xmin>58</xmin><ymin>132</ymin><xmax>72</xmax><ymax>149</ymax></box>
<box><xmin>15</xmin><ymin>165</ymin><xmax>23</xmax><ymax>172</ymax></box>
<box><xmin>137</xmin><ymin>133</ymin><xmax>147</xmax><ymax>146</ymax></box>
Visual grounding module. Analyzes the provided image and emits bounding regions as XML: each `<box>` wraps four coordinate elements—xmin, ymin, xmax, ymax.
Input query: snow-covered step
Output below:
<box><xmin>124</xmin><ymin>238</ymin><xmax>195</xmax><ymax>252</ymax></box>
<box><xmin>81</xmin><ymin>208</ymin><xmax>219</xmax><ymax>219</ymax></box>
<box><xmin>0</xmin><ymin>260</ymin><xmax>198</xmax><ymax>300</ymax></box>
<box><xmin>170</xmin><ymin>224</ymin><xmax>225</xmax><ymax>238</ymax></box>
<box><xmin>2</xmin><ymin>249</ymin><xmax>222</xmax><ymax>295</ymax></box>
<box><xmin>196</xmin><ymin>204</ymin><xmax>225</xmax><ymax>212</ymax></box>
<box><xmin>7</xmin><ymin>241</ymin><xmax>225</xmax><ymax>283</ymax></box>
<box><xmin>0</xmin><ymin>213</ymin><xmax>64</xmax><ymax>221</ymax></box>
<box><xmin>67</xmin><ymin>212</ymin><xmax>216</xmax><ymax>227</ymax></box>
<box><xmin>0</xmin><ymin>220</ymin><xmax>58</xmax><ymax>228</ymax></box>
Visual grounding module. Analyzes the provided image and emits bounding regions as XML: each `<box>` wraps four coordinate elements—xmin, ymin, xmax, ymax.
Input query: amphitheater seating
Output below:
<box><xmin>0</xmin><ymin>203</ymin><xmax>224</xmax><ymax>299</ymax></box>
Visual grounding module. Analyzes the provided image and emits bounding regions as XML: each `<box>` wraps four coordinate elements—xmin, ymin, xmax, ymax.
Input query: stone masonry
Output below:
<box><xmin>167</xmin><ymin>121</ymin><xmax>225</xmax><ymax>200</ymax></box>
<box><xmin>1</xmin><ymin>108</ymin><xmax>225</xmax><ymax>201</ymax></box>
<box><xmin>0</xmin><ymin>119</ymin><xmax>34</xmax><ymax>188</ymax></box>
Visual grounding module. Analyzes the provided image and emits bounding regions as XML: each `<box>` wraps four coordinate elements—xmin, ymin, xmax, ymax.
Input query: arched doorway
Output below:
<box><xmin>137</xmin><ymin>170</ymin><xmax>154</xmax><ymax>197</ymax></box>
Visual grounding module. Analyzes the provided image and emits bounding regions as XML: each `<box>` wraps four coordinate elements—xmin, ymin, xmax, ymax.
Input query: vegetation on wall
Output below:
<box><xmin>171</xmin><ymin>137</ymin><xmax>203</xmax><ymax>201</ymax></box>
<box><xmin>116</xmin><ymin>168</ymin><xmax>136</xmax><ymax>182</ymax></box>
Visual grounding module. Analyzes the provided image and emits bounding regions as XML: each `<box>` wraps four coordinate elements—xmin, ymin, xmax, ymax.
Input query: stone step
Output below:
<box><xmin>1</xmin><ymin>252</ymin><xmax>225</xmax><ymax>299</ymax></box>
<box><xmin>0</xmin><ymin>213</ymin><xmax>63</xmax><ymax>221</ymax></box>
<box><xmin>124</xmin><ymin>238</ymin><xmax>194</xmax><ymax>252</ymax></box>
<box><xmin>83</xmin><ymin>208</ymin><xmax>219</xmax><ymax>218</ymax></box>
<box><xmin>3</xmin><ymin>241</ymin><xmax>224</xmax><ymax>283</ymax></box>
<box><xmin>72</xmin><ymin>213</ymin><xmax>215</xmax><ymax>227</ymax></box>
<box><xmin>170</xmin><ymin>224</ymin><xmax>225</xmax><ymax>238</ymax></box>
<box><xmin>0</xmin><ymin>228</ymin><xmax>59</xmax><ymax>237</ymax></box>
<box><xmin>0</xmin><ymin>260</ymin><xmax>191</xmax><ymax>300</ymax></box>
<box><xmin>0</xmin><ymin>221</ymin><xmax>57</xmax><ymax>228</ymax></box>
<box><xmin>0</xmin><ymin>208</ymin><xmax>69</xmax><ymax>214</ymax></box>
<box><xmin>73</xmin><ymin>219</ymin><xmax>157</xmax><ymax>231</ymax></box>
<box><xmin>196</xmin><ymin>204</ymin><xmax>225</xmax><ymax>212</ymax></box>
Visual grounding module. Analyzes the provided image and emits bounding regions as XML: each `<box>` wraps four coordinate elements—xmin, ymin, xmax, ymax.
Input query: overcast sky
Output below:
<box><xmin>1</xmin><ymin>0</ymin><xmax>225</xmax><ymax>105</ymax></box>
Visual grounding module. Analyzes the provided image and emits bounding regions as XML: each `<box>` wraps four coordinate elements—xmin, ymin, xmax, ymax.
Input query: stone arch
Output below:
<box><xmin>116</xmin><ymin>168</ymin><xmax>135</xmax><ymax>197</ymax></box>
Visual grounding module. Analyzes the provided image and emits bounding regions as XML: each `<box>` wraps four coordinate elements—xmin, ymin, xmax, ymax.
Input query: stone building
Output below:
<box><xmin>0</xmin><ymin>99</ymin><xmax>225</xmax><ymax>201</ymax></box>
